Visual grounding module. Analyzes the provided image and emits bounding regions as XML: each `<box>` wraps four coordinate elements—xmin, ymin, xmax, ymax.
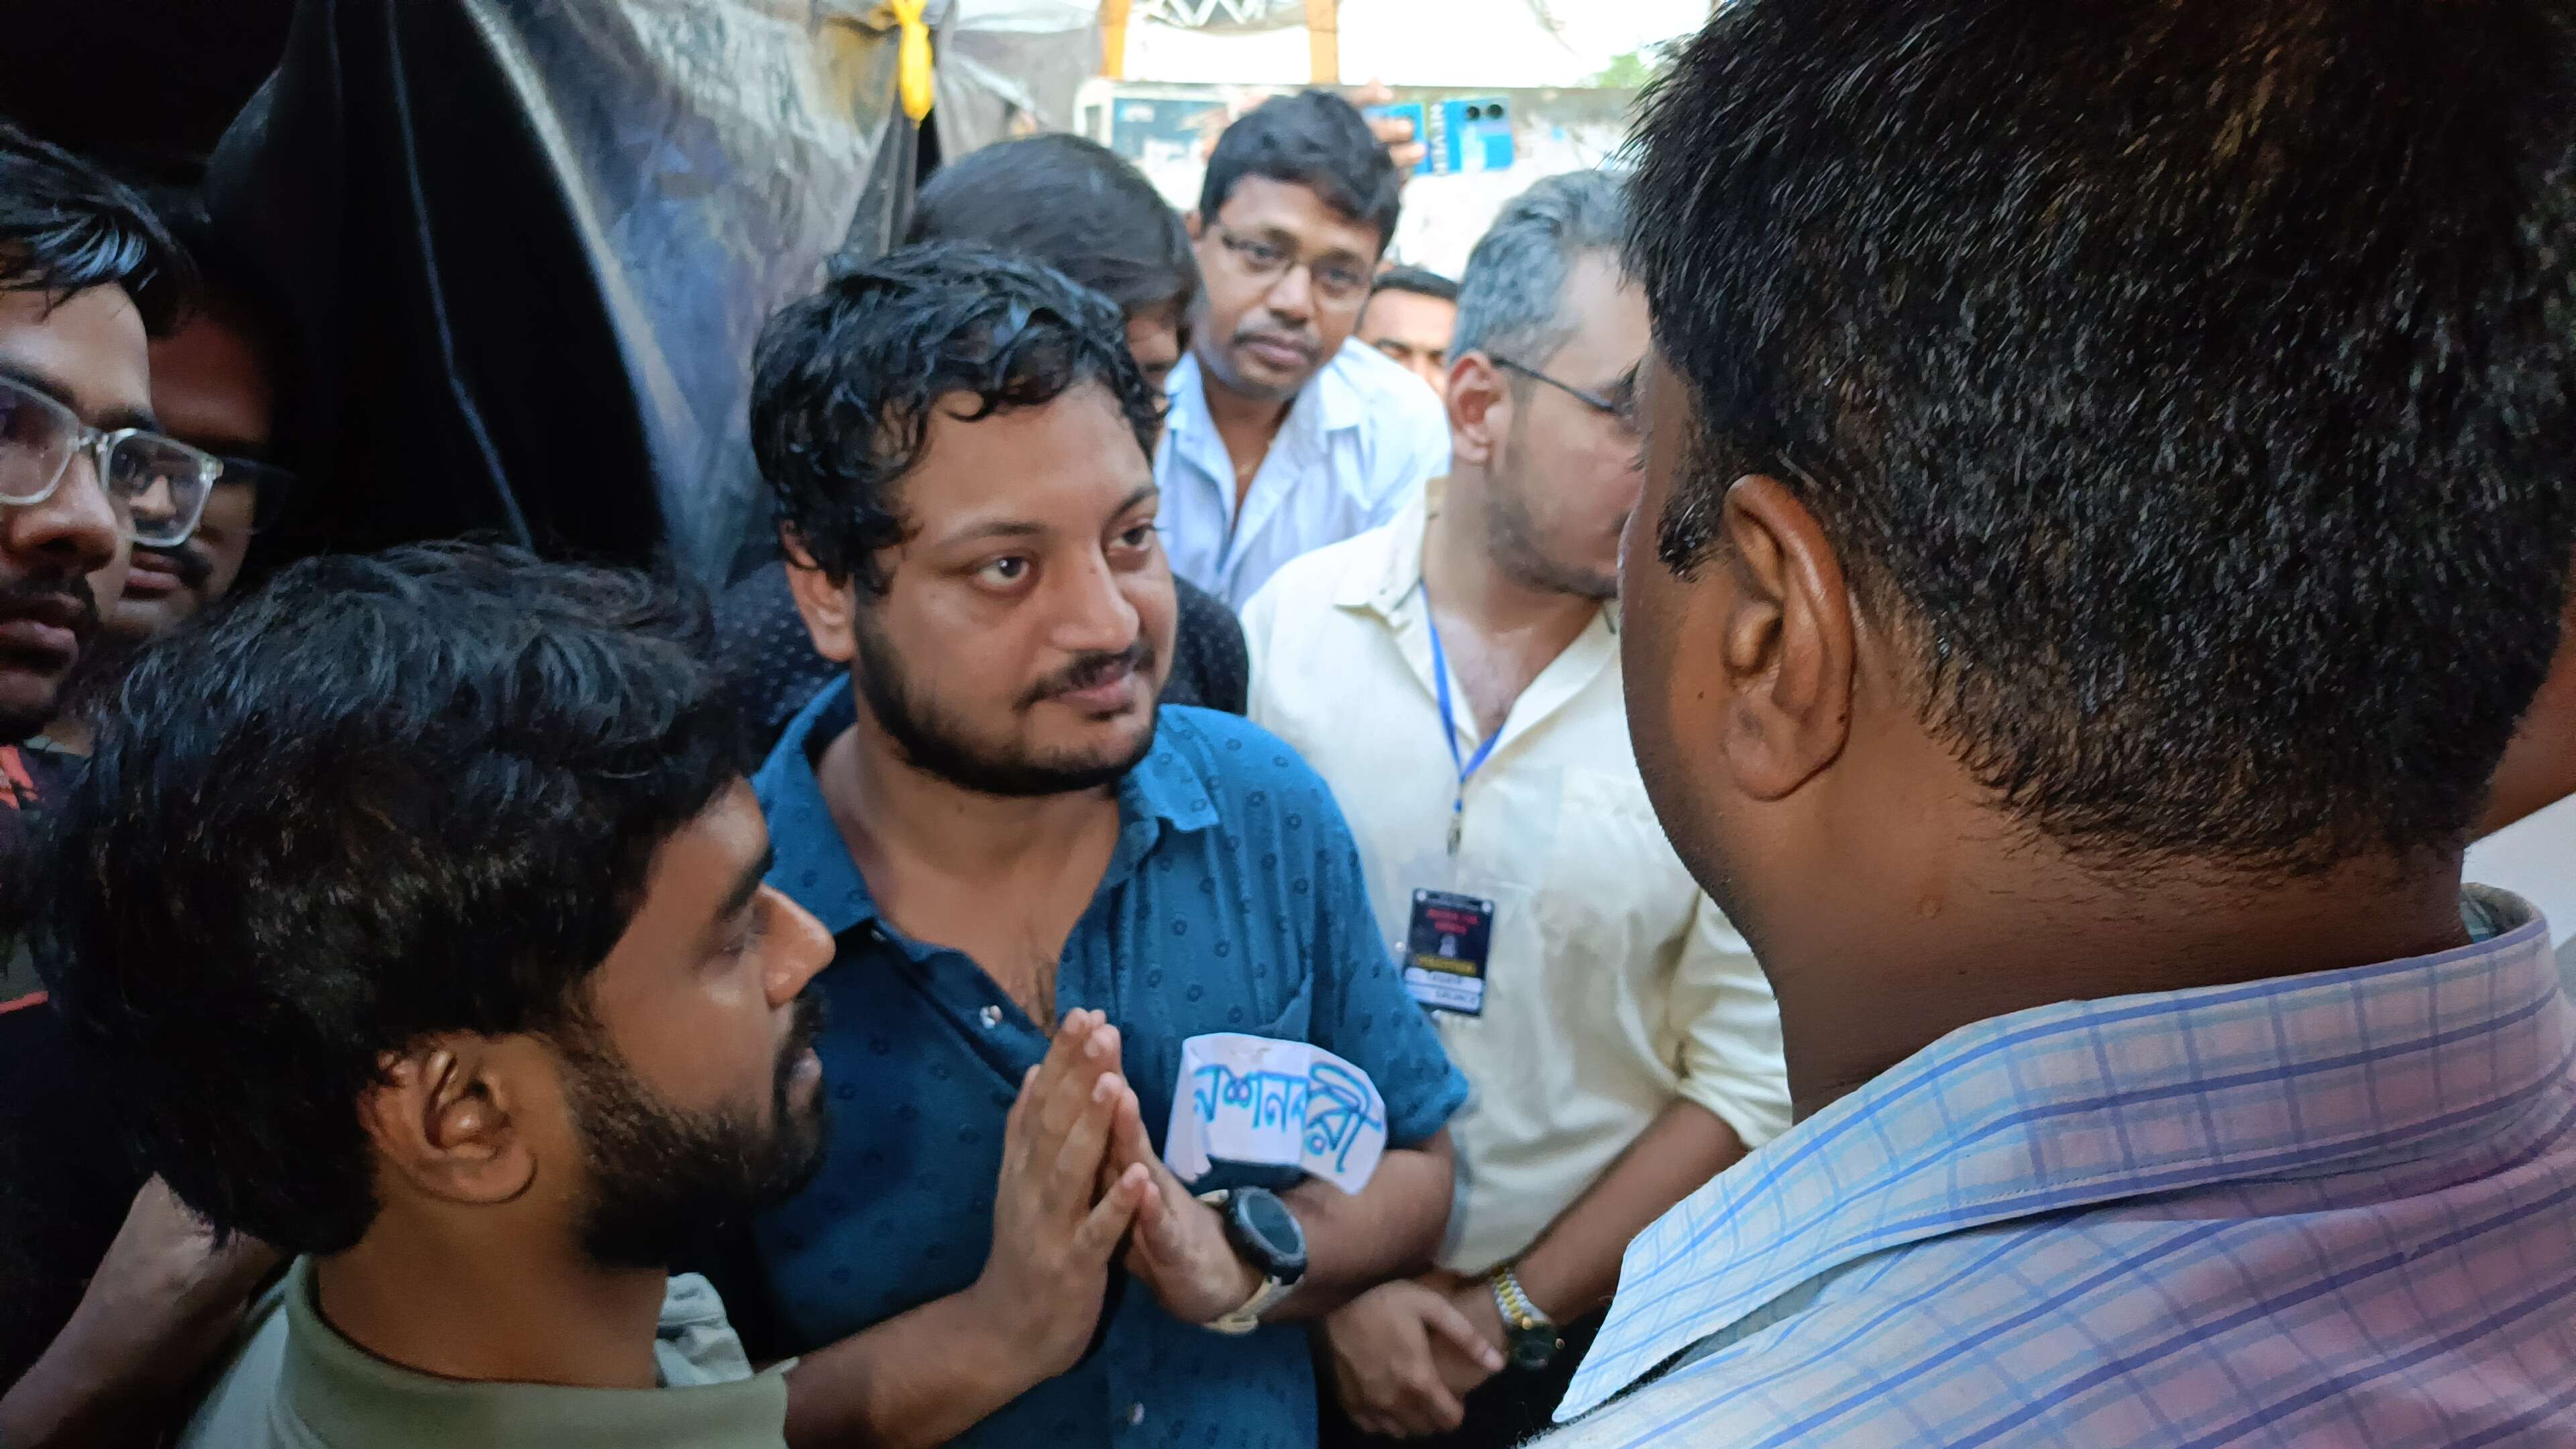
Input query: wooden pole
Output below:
<box><xmin>1100</xmin><ymin>0</ymin><xmax>1132</xmax><ymax>81</ymax></box>
<box><xmin>1305</xmin><ymin>0</ymin><xmax>1340</xmax><ymax>85</ymax></box>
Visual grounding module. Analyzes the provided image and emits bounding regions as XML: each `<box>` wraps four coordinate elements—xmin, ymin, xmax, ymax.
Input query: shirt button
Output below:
<box><xmin>979</xmin><ymin>1005</ymin><xmax>1003</xmax><ymax>1028</ymax></box>
<box><xmin>1125</xmin><ymin>1402</ymin><xmax>1146</xmax><ymax>1427</ymax></box>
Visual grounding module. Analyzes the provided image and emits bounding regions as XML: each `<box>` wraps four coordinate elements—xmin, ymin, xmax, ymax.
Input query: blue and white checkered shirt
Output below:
<box><xmin>1543</xmin><ymin>887</ymin><xmax>2576</xmax><ymax>1448</ymax></box>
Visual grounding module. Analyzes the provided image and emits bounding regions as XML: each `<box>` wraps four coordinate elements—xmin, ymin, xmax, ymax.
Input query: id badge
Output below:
<box><xmin>1403</xmin><ymin>888</ymin><xmax>1494</xmax><ymax>1016</ymax></box>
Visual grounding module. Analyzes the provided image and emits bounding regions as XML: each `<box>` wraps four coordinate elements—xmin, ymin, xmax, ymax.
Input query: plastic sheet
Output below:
<box><xmin>210</xmin><ymin>0</ymin><xmax>933</xmax><ymax>583</ymax></box>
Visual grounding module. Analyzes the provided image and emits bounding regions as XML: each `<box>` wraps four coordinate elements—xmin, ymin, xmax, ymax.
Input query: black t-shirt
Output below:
<box><xmin>0</xmin><ymin>743</ymin><xmax>147</xmax><ymax>1383</ymax></box>
<box><xmin>709</xmin><ymin>561</ymin><xmax>1251</xmax><ymax>768</ymax></box>
<box><xmin>0</xmin><ymin>994</ymin><xmax>144</xmax><ymax>1384</ymax></box>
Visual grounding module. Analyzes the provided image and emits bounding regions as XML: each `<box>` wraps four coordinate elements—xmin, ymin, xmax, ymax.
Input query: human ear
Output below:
<box><xmin>1709</xmin><ymin>475</ymin><xmax>1856</xmax><ymax>801</ymax></box>
<box><xmin>1445</xmin><ymin>354</ymin><xmax>1507</xmax><ymax>468</ymax></box>
<box><xmin>780</xmin><ymin>528</ymin><xmax>860</xmax><ymax>665</ymax></box>
<box><xmin>358</xmin><ymin>1040</ymin><xmax>538</xmax><ymax>1210</ymax></box>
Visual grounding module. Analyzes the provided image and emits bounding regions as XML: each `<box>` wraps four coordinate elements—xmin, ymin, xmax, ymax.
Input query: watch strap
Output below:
<box><xmin>1207</xmin><ymin>1272</ymin><xmax>1297</xmax><ymax>1335</ymax></box>
<box><xmin>1489</xmin><ymin>1265</ymin><xmax>1554</xmax><ymax>1332</ymax></box>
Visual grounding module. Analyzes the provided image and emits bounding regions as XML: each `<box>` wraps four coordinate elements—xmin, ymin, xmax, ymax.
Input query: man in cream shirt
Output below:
<box><xmin>1243</xmin><ymin>172</ymin><xmax>1788</xmax><ymax>1448</ymax></box>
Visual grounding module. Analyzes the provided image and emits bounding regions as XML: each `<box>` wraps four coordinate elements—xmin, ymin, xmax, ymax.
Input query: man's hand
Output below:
<box><xmin>1430</xmin><ymin>1269</ymin><xmax>1512</xmax><ymax>1377</ymax></box>
<box><xmin>1102</xmin><ymin>1091</ymin><xmax>1263</xmax><ymax>1324</ymax></box>
<box><xmin>1320</xmin><ymin>1278</ymin><xmax>1506</xmax><ymax>1438</ymax></box>
<box><xmin>959</xmin><ymin>1010</ymin><xmax>1153</xmax><ymax>1379</ymax></box>
<box><xmin>1350</xmin><ymin>80</ymin><xmax>1428</xmax><ymax>183</ymax></box>
<box><xmin>0</xmin><ymin>1177</ymin><xmax>280</xmax><ymax>1447</ymax></box>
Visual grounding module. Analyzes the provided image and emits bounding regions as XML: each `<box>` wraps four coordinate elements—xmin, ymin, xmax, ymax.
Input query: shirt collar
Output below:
<box><xmin>274</xmin><ymin>1258</ymin><xmax>785</xmax><ymax>1448</ymax></box>
<box><xmin>1336</xmin><ymin>486</ymin><xmax>1436</xmax><ymax>614</ymax></box>
<box><xmin>1563</xmin><ymin>887</ymin><xmax>2574</xmax><ymax>1417</ymax></box>
<box><xmin>1165</xmin><ymin>343</ymin><xmax>1371</xmax><ymax>446</ymax></box>
<box><xmin>753</xmin><ymin>678</ymin><xmax>1222</xmax><ymax>939</ymax></box>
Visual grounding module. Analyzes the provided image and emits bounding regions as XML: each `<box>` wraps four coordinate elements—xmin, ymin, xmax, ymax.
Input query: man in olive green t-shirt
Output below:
<box><xmin>31</xmin><ymin>549</ymin><xmax>836</xmax><ymax>1449</ymax></box>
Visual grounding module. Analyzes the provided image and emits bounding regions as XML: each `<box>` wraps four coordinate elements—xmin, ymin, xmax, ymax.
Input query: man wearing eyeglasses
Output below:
<box><xmin>1240</xmin><ymin>172</ymin><xmax>1789</xmax><ymax>1447</ymax></box>
<box><xmin>0</xmin><ymin>121</ymin><xmax>256</xmax><ymax>1449</ymax></box>
<box><xmin>36</xmin><ymin>191</ymin><xmax>292</xmax><ymax>769</ymax></box>
<box><xmin>1162</xmin><ymin>90</ymin><xmax>1452</xmax><ymax>610</ymax></box>
<box><xmin>107</xmin><ymin>191</ymin><xmax>288</xmax><ymax>644</ymax></box>
<box><xmin>0</xmin><ymin>131</ymin><xmax>213</xmax><ymax>769</ymax></box>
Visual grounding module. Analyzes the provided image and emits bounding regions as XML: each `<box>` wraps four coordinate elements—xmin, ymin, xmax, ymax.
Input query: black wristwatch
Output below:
<box><xmin>1490</xmin><ymin>1265</ymin><xmax>1563</xmax><ymax>1371</ymax></box>
<box><xmin>1197</xmin><ymin>1187</ymin><xmax>1308</xmax><ymax>1334</ymax></box>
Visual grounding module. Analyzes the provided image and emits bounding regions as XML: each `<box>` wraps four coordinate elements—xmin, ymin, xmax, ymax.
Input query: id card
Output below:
<box><xmin>1404</xmin><ymin>888</ymin><xmax>1493</xmax><ymax>1016</ymax></box>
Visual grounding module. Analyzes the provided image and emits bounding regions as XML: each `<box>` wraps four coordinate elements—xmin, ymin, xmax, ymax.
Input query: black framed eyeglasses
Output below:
<box><xmin>1210</xmin><ymin>225</ymin><xmax>1374</xmax><ymax>307</ymax></box>
<box><xmin>1490</xmin><ymin>357</ymin><xmax>1640</xmax><ymax>436</ymax></box>
<box><xmin>211</xmin><ymin>455</ymin><xmax>300</xmax><ymax>533</ymax></box>
<box><xmin>0</xmin><ymin>374</ymin><xmax>219</xmax><ymax>547</ymax></box>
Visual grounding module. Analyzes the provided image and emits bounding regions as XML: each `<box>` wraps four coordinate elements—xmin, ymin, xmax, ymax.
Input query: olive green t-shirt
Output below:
<box><xmin>180</xmin><ymin>1258</ymin><xmax>788</xmax><ymax>1448</ymax></box>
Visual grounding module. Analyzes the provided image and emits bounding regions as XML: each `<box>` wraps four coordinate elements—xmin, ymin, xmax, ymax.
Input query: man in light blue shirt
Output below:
<box><xmin>1547</xmin><ymin>1</ymin><xmax>2576</xmax><ymax>1446</ymax></box>
<box><xmin>1159</xmin><ymin>90</ymin><xmax>1451</xmax><ymax>609</ymax></box>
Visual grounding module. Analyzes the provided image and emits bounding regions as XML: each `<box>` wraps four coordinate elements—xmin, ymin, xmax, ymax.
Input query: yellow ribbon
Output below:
<box><xmin>890</xmin><ymin>0</ymin><xmax>934</xmax><ymax>122</ymax></box>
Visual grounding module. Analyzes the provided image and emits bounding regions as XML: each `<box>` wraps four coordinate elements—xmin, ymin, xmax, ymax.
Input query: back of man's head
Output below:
<box><xmin>35</xmin><ymin>543</ymin><xmax>743</xmax><ymax>1252</ymax></box>
<box><xmin>0</xmin><ymin>121</ymin><xmax>184</xmax><ymax>330</ymax></box>
<box><xmin>904</xmin><ymin>133</ymin><xmax>1199</xmax><ymax>323</ymax></box>
<box><xmin>1452</xmin><ymin>169</ymin><xmax>1627</xmax><ymax>372</ymax></box>
<box><xmin>751</xmin><ymin>243</ymin><xmax>1163</xmax><ymax>594</ymax></box>
<box><xmin>1200</xmin><ymin>89</ymin><xmax>1403</xmax><ymax>253</ymax></box>
<box><xmin>1633</xmin><ymin>0</ymin><xmax>2576</xmax><ymax>871</ymax></box>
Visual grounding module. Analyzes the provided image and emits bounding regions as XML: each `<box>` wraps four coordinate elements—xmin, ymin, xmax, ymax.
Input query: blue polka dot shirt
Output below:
<box><xmin>749</xmin><ymin>681</ymin><xmax>1469</xmax><ymax>1448</ymax></box>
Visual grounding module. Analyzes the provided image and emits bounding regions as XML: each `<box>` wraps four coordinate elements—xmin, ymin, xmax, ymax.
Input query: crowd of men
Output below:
<box><xmin>3</xmin><ymin>1</ymin><xmax>2575</xmax><ymax>1446</ymax></box>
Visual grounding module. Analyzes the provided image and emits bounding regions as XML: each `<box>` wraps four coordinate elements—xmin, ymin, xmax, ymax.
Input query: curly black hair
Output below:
<box><xmin>31</xmin><ymin>543</ymin><xmax>744</xmax><ymax>1252</ymax></box>
<box><xmin>1630</xmin><ymin>0</ymin><xmax>2576</xmax><ymax>871</ymax></box>
<box><xmin>0</xmin><ymin>119</ymin><xmax>187</xmax><ymax>333</ymax></box>
<box><xmin>750</xmin><ymin>242</ymin><xmax>1163</xmax><ymax>594</ymax></box>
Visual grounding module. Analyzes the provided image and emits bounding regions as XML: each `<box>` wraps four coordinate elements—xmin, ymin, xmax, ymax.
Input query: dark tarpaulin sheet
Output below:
<box><xmin>207</xmin><ymin>0</ymin><xmax>929</xmax><ymax>584</ymax></box>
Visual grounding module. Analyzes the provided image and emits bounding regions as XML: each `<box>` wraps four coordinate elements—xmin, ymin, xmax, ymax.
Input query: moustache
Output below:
<box><xmin>134</xmin><ymin>543</ymin><xmax>215</xmax><ymax>590</ymax></box>
<box><xmin>1230</xmin><ymin>323</ymin><xmax>1319</xmax><ymax>365</ymax></box>
<box><xmin>773</xmin><ymin>990</ymin><xmax>827</xmax><ymax>1090</ymax></box>
<box><xmin>1022</xmin><ymin>640</ymin><xmax>1156</xmax><ymax>709</ymax></box>
<box><xmin>0</xmin><ymin>574</ymin><xmax>98</xmax><ymax>634</ymax></box>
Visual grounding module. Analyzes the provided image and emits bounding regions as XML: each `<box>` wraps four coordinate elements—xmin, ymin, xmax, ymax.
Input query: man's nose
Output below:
<box><xmin>1046</xmin><ymin>548</ymin><xmax>1142</xmax><ymax>655</ymax></box>
<box><xmin>5</xmin><ymin>449</ymin><xmax>124</xmax><ymax>580</ymax></box>
<box><xmin>1263</xmin><ymin>262</ymin><xmax>1317</xmax><ymax>322</ymax></box>
<box><xmin>763</xmin><ymin>885</ymin><xmax>833</xmax><ymax>1006</ymax></box>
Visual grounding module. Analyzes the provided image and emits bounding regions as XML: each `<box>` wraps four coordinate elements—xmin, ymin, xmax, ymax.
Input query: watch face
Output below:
<box><xmin>1238</xmin><ymin>1188</ymin><xmax>1301</xmax><ymax>1257</ymax></box>
<box><xmin>1510</xmin><ymin>1324</ymin><xmax>1560</xmax><ymax>1372</ymax></box>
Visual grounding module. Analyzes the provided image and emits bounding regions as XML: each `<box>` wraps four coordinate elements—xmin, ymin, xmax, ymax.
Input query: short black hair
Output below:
<box><xmin>136</xmin><ymin>183</ymin><xmax>285</xmax><ymax>378</ymax></box>
<box><xmin>1199</xmin><ymin>89</ymin><xmax>1401</xmax><ymax>251</ymax></box>
<box><xmin>751</xmin><ymin>242</ymin><xmax>1163</xmax><ymax>593</ymax></box>
<box><xmin>906</xmin><ymin>133</ymin><xmax>1199</xmax><ymax>324</ymax></box>
<box><xmin>0</xmin><ymin>121</ymin><xmax>186</xmax><ymax>333</ymax></box>
<box><xmin>1371</xmin><ymin>265</ymin><xmax>1457</xmax><ymax>305</ymax></box>
<box><xmin>32</xmin><ymin>544</ymin><xmax>743</xmax><ymax>1252</ymax></box>
<box><xmin>1633</xmin><ymin>0</ymin><xmax>2576</xmax><ymax>871</ymax></box>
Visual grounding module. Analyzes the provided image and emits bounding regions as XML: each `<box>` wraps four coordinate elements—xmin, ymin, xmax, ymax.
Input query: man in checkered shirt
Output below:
<box><xmin>1541</xmin><ymin>1</ymin><xmax>2576</xmax><ymax>1446</ymax></box>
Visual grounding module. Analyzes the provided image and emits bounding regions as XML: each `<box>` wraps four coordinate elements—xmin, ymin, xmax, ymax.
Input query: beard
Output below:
<box><xmin>851</xmin><ymin>608</ymin><xmax>1158</xmax><ymax>799</ymax></box>
<box><xmin>1487</xmin><ymin>433</ymin><xmax>1619</xmax><ymax>603</ymax></box>
<box><xmin>561</xmin><ymin>990</ymin><xmax>829</xmax><ymax>1272</ymax></box>
<box><xmin>0</xmin><ymin>574</ymin><xmax>99</xmax><ymax>743</ymax></box>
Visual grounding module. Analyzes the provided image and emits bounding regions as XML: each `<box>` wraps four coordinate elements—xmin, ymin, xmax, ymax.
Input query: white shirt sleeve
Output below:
<box><xmin>1238</xmin><ymin>575</ymin><xmax>1283</xmax><ymax>730</ymax></box>
<box><xmin>1668</xmin><ymin>892</ymin><xmax>1794</xmax><ymax>1150</ymax></box>
<box><xmin>1367</xmin><ymin>385</ymin><xmax>1453</xmax><ymax>530</ymax></box>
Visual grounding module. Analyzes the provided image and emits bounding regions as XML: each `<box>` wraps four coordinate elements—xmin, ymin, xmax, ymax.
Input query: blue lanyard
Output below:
<box><xmin>1422</xmin><ymin>586</ymin><xmax>1501</xmax><ymax>856</ymax></box>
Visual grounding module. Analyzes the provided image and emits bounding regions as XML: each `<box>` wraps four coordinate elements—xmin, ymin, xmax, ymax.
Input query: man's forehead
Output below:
<box><xmin>1214</xmin><ymin>174</ymin><xmax>1380</xmax><ymax>257</ymax></box>
<box><xmin>910</xmin><ymin>384</ymin><xmax>1155</xmax><ymax>538</ymax></box>
<box><xmin>1364</xmin><ymin>290</ymin><xmax>1454</xmax><ymax>341</ymax></box>
<box><xmin>0</xmin><ymin>284</ymin><xmax>154</xmax><ymax>427</ymax></box>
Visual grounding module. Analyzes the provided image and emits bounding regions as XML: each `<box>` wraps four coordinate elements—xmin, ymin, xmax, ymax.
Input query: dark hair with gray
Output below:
<box><xmin>1450</xmin><ymin>169</ymin><xmax>1628</xmax><ymax>368</ymax></box>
